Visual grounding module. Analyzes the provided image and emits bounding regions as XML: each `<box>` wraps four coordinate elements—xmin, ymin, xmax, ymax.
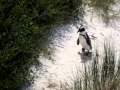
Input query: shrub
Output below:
<box><xmin>0</xmin><ymin>0</ymin><xmax>83</xmax><ymax>89</ymax></box>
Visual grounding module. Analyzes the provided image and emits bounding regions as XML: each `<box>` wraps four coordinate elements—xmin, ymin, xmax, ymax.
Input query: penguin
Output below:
<box><xmin>77</xmin><ymin>27</ymin><xmax>92</xmax><ymax>53</ymax></box>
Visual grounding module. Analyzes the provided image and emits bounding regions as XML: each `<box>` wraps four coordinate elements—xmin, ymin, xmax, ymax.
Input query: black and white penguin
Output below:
<box><xmin>77</xmin><ymin>27</ymin><xmax>92</xmax><ymax>52</ymax></box>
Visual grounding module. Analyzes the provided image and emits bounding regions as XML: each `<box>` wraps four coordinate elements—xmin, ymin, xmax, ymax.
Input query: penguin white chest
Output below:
<box><xmin>79</xmin><ymin>35</ymin><xmax>90</xmax><ymax>50</ymax></box>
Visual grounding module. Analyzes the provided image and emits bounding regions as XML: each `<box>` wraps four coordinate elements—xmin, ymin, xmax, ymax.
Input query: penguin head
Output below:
<box><xmin>77</xmin><ymin>28</ymin><xmax>85</xmax><ymax>33</ymax></box>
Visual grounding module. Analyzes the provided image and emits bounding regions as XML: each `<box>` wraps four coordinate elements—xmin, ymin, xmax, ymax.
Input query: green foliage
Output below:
<box><xmin>0</xmin><ymin>0</ymin><xmax>83</xmax><ymax>89</ymax></box>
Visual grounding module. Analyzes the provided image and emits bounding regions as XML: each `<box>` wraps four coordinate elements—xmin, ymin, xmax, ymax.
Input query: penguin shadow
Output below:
<box><xmin>78</xmin><ymin>51</ymin><xmax>92</xmax><ymax>63</ymax></box>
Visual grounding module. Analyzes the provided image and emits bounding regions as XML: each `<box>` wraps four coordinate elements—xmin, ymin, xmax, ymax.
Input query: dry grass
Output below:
<box><xmin>60</xmin><ymin>41</ymin><xmax>120</xmax><ymax>90</ymax></box>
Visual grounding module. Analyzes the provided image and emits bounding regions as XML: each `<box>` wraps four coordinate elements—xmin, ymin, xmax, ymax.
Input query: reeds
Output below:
<box><xmin>60</xmin><ymin>41</ymin><xmax>120</xmax><ymax>90</ymax></box>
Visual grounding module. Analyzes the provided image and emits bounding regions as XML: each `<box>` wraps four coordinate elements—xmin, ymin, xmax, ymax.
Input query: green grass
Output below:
<box><xmin>60</xmin><ymin>41</ymin><xmax>120</xmax><ymax>90</ymax></box>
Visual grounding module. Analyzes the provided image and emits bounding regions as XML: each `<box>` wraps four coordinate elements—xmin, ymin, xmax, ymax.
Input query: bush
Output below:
<box><xmin>0</xmin><ymin>0</ymin><xmax>83</xmax><ymax>89</ymax></box>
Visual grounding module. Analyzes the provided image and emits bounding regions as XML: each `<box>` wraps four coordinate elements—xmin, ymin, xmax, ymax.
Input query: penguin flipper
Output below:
<box><xmin>86</xmin><ymin>33</ymin><xmax>92</xmax><ymax>49</ymax></box>
<box><xmin>77</xmin><ymin>38</ymin><xmax>79</xmax><ymax>45</ymax></box>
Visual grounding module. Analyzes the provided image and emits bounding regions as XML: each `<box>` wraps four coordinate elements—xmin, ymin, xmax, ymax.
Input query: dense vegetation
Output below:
<box><xmin>0</xmin><ymin>0</ymin><xmax>83</xmax><ymax>89</ymax></box>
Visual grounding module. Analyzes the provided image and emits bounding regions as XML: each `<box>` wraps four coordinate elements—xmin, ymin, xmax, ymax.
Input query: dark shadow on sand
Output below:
<box><xmin>78</xmin><ymin>52</ymin><xmax>92</xmax><ymax>63</ymax></box>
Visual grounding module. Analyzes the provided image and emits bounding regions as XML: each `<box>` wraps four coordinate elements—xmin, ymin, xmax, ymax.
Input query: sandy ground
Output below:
<box><xmin>26</xmin><ymin>7</ymin><xmax>120</xmax><ymax>90</ymax></box>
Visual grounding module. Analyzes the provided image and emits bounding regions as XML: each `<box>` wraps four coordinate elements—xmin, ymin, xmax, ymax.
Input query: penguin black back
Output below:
<box><xmin>86</xmin><ymin>33</ymin><xmax>92</xmax><ymax>49</ymax></box>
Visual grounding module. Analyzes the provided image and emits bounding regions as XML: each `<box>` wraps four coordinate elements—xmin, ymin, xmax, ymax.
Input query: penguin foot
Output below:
<box><xmin>85</xmin><ymin>52</ymin><xmax>89</xmax><ymax>56</ymax></box>
<box><xmin>82</xmin><ymin>48</ymin><xmax>85</xmax><ymax>52</ymax></box>
<box><xmin>83</xmin><ymin>51</ymin><xmax>90</xmax><ymax>56</ymax></box>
